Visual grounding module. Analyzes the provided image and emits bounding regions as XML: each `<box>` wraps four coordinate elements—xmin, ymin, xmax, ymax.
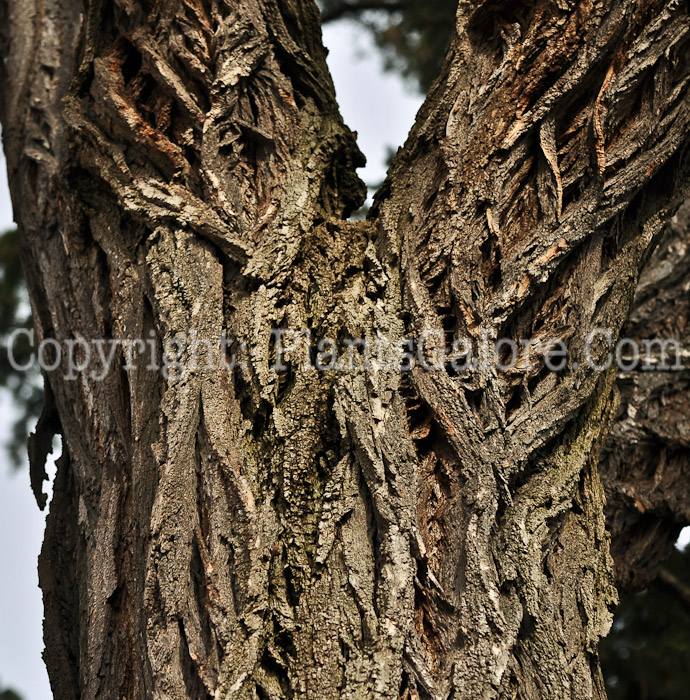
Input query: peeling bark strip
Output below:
<box><xmin>1</xmin><ymin>0</ymin><xmax>690</xmax><ymax>698</ymax></box>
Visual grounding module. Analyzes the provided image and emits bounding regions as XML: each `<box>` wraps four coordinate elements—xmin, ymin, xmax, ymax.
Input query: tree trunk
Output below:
<box><xmin>1</xmin><ymin>1</ymin><xmax>689</xmax><ymax>699</ymax></box>
<box><xmin>600</xmin><ymin>198</ymin><xmax>690</xmax><ymax>593</ymax></box>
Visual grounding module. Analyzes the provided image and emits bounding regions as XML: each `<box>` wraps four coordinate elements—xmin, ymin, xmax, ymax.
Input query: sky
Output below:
<box><xmin>0</xmin><ymin>16</ymin><xmax>688</xmax><ymax>700</ymax></box>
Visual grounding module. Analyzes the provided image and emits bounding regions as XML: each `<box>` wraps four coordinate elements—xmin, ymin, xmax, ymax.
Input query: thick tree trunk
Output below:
<box><xmin>1</xmin><ymin>1</ymin><xmax>689</xmax><ymax>699</ymax></box>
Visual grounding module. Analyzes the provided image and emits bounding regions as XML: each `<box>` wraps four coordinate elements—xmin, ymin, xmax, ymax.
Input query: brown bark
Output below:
<box><xmin>600</xmin><ymin>198</ymin><xmax>690</xmax><ymax>592</ymax></box>
<box><xmin>1</xmin><ymin>1</ymin><xmax>689</xmax><ymax>699</ymax></box>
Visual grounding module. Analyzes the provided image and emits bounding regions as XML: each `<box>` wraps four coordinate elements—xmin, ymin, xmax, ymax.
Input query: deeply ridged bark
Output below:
<box><xmin>1</xmin><ymin>0</ymin><xmax>689</xmax><ymax>699</ymax></box>
<box><xmin>600</xmin><ymin>198</ymin><xmax>690</xmax><ymax>593</ymax></box>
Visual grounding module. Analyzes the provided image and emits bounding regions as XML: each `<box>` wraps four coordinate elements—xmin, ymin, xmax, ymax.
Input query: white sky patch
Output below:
<box><xmin>322</xmin><ymin>20</ymin><xmax>423</xmax><ymax>198</ymax></box>
<box><xmin>0</xmin><ymin>390</ymin><xmax>52</xmax><ymax>700</ymax></box>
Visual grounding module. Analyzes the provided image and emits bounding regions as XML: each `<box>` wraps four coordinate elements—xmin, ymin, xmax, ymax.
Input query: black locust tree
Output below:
<box><xmin>1</xmin><ymin>0</ymin><xmax>689</xmax><ymax>698</ymax></box>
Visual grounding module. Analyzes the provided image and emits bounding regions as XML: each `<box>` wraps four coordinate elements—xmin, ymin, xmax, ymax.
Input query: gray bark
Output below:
<box><xmin>1</xmin><ymin>0</ymin><xmax>690</xmax><ymax>699</ymax></box>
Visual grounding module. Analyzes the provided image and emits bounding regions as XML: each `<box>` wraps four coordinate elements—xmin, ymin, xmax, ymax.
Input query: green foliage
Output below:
<box><xmin>0</xmin><ymin>685</ymin><xmax>24</xmax><ymax>700</ymax></box>
<box><xmin>319</xmin><ymin>0</ymin><xmax>456</xmax><ymax>91</ymax></box>
<box><xmin>0</xmin><ymin>228</ymin><xmax>42</xmax><ymax>468</ymax></box>
<box><xmin>600</xmin><ymin>543</ymin><xmax>690</xmax><ymax>700</ymax></box>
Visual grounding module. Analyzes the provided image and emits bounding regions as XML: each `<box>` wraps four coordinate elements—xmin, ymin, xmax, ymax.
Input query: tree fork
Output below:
<box><xmin>1</xmin><ymin>0</ymin><xmax>690</xmax><ymax>699</ymax></box>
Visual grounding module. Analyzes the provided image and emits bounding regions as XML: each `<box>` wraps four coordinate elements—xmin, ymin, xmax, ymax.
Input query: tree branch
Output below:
<box><xmin>320</xmin><ymin>0</ymin><xmax>410</xmax><ymax>23</ymax></box>
<box><xmin>656</xmin><ymin>567</ymin><xmax>690</xmax><ymax>616</ymax></box>
<box><xmin>601</xmin><ymin>197</ymin><xmax>690</xmax><ymax>592</ymax></box>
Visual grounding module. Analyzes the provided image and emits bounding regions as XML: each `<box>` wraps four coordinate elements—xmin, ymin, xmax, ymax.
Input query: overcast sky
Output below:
<box><xmin>0</xmin><ymin>16</ymin><xmax>688</xmax><ymax>700</ymax></box>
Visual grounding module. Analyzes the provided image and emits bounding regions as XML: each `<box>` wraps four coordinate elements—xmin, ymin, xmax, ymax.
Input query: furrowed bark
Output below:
<box><xmin>0</xmin><ymin>4</ymin><xmax>83</xmax><ymax>695</ymax></box>
<box><xmin>1</xmin><ymin>1</ymin><xmax>690</xmax><ymax>700</ymax></box>
<box><xmin>600</xmin><ymin>198</ymin><xmax>690</xmax><ymax>592</ymax></box>
<box><xmin>371</xmin><ymin>0</ymin><xmax>690</xmax><ymax>696</ymax></box>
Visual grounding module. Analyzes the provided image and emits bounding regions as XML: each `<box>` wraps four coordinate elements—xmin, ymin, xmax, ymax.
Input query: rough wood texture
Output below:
<box><xmin>1</xmin><ymin>0</ymin><xmax>689</xmax><ymax>698</ymax></box>
<box><xmin>600</xmin><ymin>198</ymin><xmax>690</xmax><ymax>592</ymax></box>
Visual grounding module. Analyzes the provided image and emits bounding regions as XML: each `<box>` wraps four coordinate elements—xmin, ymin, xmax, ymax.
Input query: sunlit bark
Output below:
<box><xmin>1</xmin><ymin>0</ymin><xmax>689</xmax><ymax>698</ymax></box>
